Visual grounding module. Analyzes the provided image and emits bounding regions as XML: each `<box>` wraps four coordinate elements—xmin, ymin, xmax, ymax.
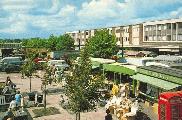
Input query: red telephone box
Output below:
<box><xmin>158</xmin><ymin>91</ymin><xmax>182</xmax><ymax>120</ymax></box>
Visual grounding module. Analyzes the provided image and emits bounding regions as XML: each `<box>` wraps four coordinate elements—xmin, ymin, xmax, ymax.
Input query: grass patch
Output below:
<box><xmin>32</xmin><ymin>107</ymin><xmax>60</xmax><ymax>118</ymax></box>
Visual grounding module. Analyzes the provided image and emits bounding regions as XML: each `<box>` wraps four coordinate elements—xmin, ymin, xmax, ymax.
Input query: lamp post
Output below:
<box><xmin>121</xmin><ymin>37</ymin><xmax>124</xmax><ymax>58</ymax></box>
<box><xmin>78</xmin><ymin>30</ymin><xmax>81</xmax><ymax>51</ymax></box>
<box><xmin>120</xmin><ymin>26</ymin><xmax>124</xmax><ymax>58</ymax></box>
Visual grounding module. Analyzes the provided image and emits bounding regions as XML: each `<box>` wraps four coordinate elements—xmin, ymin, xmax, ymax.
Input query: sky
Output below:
<box><xmin>0</xmin><ymin>0</ymin><xmax>182</xmax><ymax>39</ymax></box>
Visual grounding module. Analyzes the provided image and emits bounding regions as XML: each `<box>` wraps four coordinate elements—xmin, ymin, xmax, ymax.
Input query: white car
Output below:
<box><xmin>48</xmin><ymin>60</ymin><xmax>69</xmax><ymax>71</ymax></box>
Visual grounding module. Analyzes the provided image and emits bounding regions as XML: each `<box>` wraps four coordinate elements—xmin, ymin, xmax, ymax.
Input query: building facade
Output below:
<box><xmin>143</xmin><ymin>19</ymin><xmax>182</xmax><ymax>53</ymax></box>
<box><xmin>66</xmin><ymin>18</ymin><xmax>182</xmax><ymax>54</ymax></box>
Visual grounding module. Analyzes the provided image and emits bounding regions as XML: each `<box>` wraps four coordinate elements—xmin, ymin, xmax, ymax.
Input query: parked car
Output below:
<box><xmin>36</xmin><ymin>60</ymin><xmax>47</xmax><ymax>70</ymax></box>
<box><xmin>0</xmin><ymin>57</ymin><xmax>24</xmax><ymax>73</ymax></box>
<box><xmin>48</xmin><ymin>60</ymin><xmax>69</xmax><ymax>71</ymax></box>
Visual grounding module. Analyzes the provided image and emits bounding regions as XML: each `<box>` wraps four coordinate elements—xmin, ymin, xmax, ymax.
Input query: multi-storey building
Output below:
<box><xmin>143</xmin><ymin>19</ymin><xmax>182</xmax><ymax>53</ymax></box>
<box><xmin>66</xmin><ymin>18</ymin><xmax>182</xmax><ymax>54</ymax></box>
<box><xmin>131</xmin><ymin>24</ymin><xmax>143</xmax><ymax>47</ymax></box>
<box><xmin>113</xmin><ymin>25</ymin><xmax>132</xmax><ymax>47</ymax></box>
<box><xmin>65</xmin><ymin>31</ymin><xmax>79</xmax><ymax>46</ymax></box>
<box><xmin>66</xmin><ymin>29</ymin><xmax>97</xmax><ymax>50</ymax></box>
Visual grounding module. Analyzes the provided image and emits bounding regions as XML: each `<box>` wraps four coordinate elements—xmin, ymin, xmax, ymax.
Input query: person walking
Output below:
<box><xmin>5</xmin><ymin>76</ymin><xmax>16</xmax><ymax>89</ymax></box>
<box><xmin>105</xmin><ymin>109</ymin><xmax>112</xmax><ymax>120</ymax></box>
<box><xmin>15</xmin><ymin>91</ymin><xmax>22</xmax><ymax>107</ymax></box>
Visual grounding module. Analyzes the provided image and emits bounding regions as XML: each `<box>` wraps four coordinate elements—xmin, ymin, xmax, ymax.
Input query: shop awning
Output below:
<box><xmin>131</xmin><ymin>74</ymin><xmax>181</xmax><ymax>90</ymax></box>
<box><xmin>103</xmin><ymin>63</ymin><xmax>135</xmax><ymax>75</ymax></box>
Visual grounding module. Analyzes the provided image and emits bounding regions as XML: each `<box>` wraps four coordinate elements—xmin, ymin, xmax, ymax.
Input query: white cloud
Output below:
<box><xmin>0</xmin><ymin>1</ymin><xmax>76</xmax><ymax>34</ymax></box>
<box><xmin>77</xmin><ymin>0</ymin><xmax>126</xmax><ymax>22</ymax></box>
<box><xmin>76</xmin><ymin>0</ymin><xmax>182</xmax><ymax>27</ymax></box>
<box><xmin>31</xmin><ymin>4</ymin><xmax>76</xmax><ymax>30</ymax></box>
<box><xmin>0</xmin><ymin>21</ymin><xmax>27</xmax><ymax>33</ymax></box>
<box><xmin>47</xmin><ymin>0</ymin><xmax>61</xmax><ymax>14</ymax></box>
<box><xmin>0</xmin><ymin>0</ymin><xmax>36</xmax><ymax>13</ymax></box>
<box><xmin>170</xmin><ymin>8</ymin><xmax>182</xmax><ymax>18</ymax></box>
<box><xmin>1</xmin><ymin>0</ymin><xmax>182</xmax><ymax>38</ymax></box>
<box><xmin>58</xmin><ymin>5</ymin><xmax>75</xmax><ymax>17</ymax></box>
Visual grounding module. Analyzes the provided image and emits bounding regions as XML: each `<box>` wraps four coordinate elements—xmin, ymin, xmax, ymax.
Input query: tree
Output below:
<box><xmin>21</xmin><ymin>58</ymin><xmax>36</xmax><ymax>92</ymax></box>
<box><xmin>22</xmin><ymin>38</ymin><xmax>48</xmax><ymax>49</ymax></box>
<box><xmin>56</xmin><ymin>34</ymin><xmax>74</xmax><ymax>51</ymax></box>
<box><xmin>41</xmin><ymin>64</ymin><xmax>53</xmax><ymax>109</ymax></box>
<box><xmin>47</xmin><ymin>34</ymin><xmax>58</xmax><ymax>51</ymax></box>
<box><xmin>88</xmin><ymin>29</ymin><xmax>118</xmax><ymax>58</ymax></box>
<box><xmin>65</xmin><ymin>43</ymin><xmax>104</xmax><ymax>120</ymax></box>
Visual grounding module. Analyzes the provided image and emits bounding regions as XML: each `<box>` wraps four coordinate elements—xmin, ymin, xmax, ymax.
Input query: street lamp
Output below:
<box><xmin>120</xmin><ymin>26</ymin><xmax>124</xmax><ymax>58</ymax></box>
<box><xmin>78</xmin><ymin>30</ymin><xmax>81</xmax><ymax>51</ymax></box>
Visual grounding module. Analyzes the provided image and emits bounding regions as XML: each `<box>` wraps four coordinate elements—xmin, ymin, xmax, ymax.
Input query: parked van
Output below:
<box><xmin>0</xmin><ymin>57</ymin><xmax>24</xmax><ymax>73</ymax></box>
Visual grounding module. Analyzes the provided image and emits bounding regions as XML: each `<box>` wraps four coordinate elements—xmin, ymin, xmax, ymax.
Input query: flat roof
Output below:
<box><xmin>91</xmin><ymin>58</ymin><xmax>115</xmax><ymax>64</ymax></box>
<box><xmin>138</xmin><ymin>65</ymin><xmax>182</xmax><ymax>78</ymax></box>
<box><xmin>132</xmin><ymin>74</ymin><xmax>180</xmax><ymax>90</ymax></box>
<box><xmin>103</xmin><ymin>63</ymin><xmax>136</xmax><ymax>75</ymax></box>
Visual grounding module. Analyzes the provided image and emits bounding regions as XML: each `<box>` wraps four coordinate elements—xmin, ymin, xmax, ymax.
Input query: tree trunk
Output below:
<box><xmin>44</xmin><ymin>84</ymin><xmax>47</xmax><ymax>109</ymax></box>
<box><xmin>76</xmin><ymin>112</ymin><xmax>80</xmax><ymax>120</ymax></box>
<box><xmin>29</xmin><ymin>77</ymin><xmax>32</xmax><ymax>92</ymax></box>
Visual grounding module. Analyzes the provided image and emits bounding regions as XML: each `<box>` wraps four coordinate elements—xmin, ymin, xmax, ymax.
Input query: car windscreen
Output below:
<box><xmin>2</xmin><ymin>58</ymin><xmax>21</xmax><ymax>63</ymax></box>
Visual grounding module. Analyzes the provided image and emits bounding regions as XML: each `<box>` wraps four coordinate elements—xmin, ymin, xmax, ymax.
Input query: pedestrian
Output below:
<box><xmin>9</xmin><ymin>98</ymin><xmax>17</xmax><ymax>110</ymax></box>
<box><xmin>105</xmin><ymin>109</ymin><xmax>112</xmax><ymax>120</ymax></box>
<box><xmin>21</xmin><ymin>96</ymin><xmax>25</xmax><ymax>112</ymax></box>
<box><xmin>5</xmin><ymin>77</ymin><xmax>16</xmax><ymax>89</ymax></box>
<box><xmin>15</xmin><ymin>91</ymin><xmax>22</xmax><ymax>107</ymax></box>
<box><xmin>5</xmin><ymin>76</ymin><xmax>11</xmax><ymax>86</ymax></box>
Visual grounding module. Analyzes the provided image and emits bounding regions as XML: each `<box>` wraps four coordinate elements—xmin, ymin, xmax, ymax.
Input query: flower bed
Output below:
<box><xmin>32</xmin><ymin>107</ymin><xmax>60</xmax><ymax>118</ymax></box>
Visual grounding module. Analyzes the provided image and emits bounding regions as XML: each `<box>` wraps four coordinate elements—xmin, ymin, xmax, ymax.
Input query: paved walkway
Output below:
<box><xmin>28</xmin><ymin>94</ymin><xmax>108</xmax><ymax>120</ymax></box>
<box><xmin>0</xmin><ymin>72</ymin><xmax>158</xmax><ymax>120</ymax></box>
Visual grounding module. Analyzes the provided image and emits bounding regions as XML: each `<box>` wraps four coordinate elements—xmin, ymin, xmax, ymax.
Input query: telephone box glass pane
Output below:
<box><xmin>160</xmin><ymin>104</ymin><xmax>166</xmax><ymax>120</ymax></box>
<box><xmin>171</xmin><ymin>105</ymin><xmax>179</xmax><ymax>119</ymax></box>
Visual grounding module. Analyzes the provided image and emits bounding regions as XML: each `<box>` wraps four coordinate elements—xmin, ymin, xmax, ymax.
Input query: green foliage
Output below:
<box><xmin>32</xmin><ymin>107</ymin><xmax>60</xmax><ymax>118</ymax></box>
<box><xmin>0</xmin><ymin>82</ymin><xmax>5</xmax><ymax>89</ymax></box>
<box><xmin>47</xmin><ymin>34</ymin><xmax>58</xmax><ymax>51</ymax></box>
<box><xmin>21</xmin><ymin>34</ymin><xmax>74</xmax><ymax>51</ymax></box>
<box><xmin>21</xmin><ymin>59</ymin><xmax>36</xmax><ymax>78</ymax></box>
<box><xmin>88</xmin><ymin>29</ymin><xmax>118</xmax><ymax>58</ymax></box>
<box><xmin>22</xmin><ymin>37</ymin><xmax>47</xmax><ymax>48</ymax></box>
<box><xmin>56</xmin><ymin>34</ymin><xmax>74</xmax><ymax>51</ymax></box>
<box><xmin>42</xmin><ymin>64</ymin><xmax>53</xmax><ymax>85</ymax></box>
<box><xmin>65</xmin><ymin>44</ymin><xmax>104</xmax><ymax>114</ymax></box>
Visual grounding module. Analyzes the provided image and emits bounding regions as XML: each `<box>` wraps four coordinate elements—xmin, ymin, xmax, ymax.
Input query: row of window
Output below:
<box><xmin>144</xmin><ymin>35</ymin><xmax>182</xmax><ymax>41</ymax></box>
<box><xmin>116</xmin><ymin>37</ymin><xmax>129</xmax><ymax>42</ymax></box>
<box><xmin>145</xmin><ymin>23</ymin><xmax>182</xmax><ymax>31</ymax></box>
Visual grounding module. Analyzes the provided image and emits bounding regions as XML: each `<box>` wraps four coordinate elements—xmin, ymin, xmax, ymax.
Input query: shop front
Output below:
<box><xmin>103</xmin><ymin>63</ymin><xmax>136</xmax><ymax>84</ymax></box>
<box><xmin>91</xmin><ymin>58</ymin><xmax>115</xmax><ymax>74</ymax></box>
<box><xmin>103</xmin><ymin>63</ymin><xmax>136</xmax><ymax>97</ymax></box>
<box><xmin>131</xmin><ymin>66</ymin><xmax>182</xmax><ymax>103</ymax></box>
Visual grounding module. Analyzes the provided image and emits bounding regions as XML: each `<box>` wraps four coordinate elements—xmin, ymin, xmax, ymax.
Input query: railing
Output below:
<box><xmin>0</xmin><ymin>95</ymin><xmax>6</xmax><ymax>105</ymax></box>
<box><xmin>0</xmin><ymin>43</ymin><xmax>22</xmax><ymax>48</ymax></box>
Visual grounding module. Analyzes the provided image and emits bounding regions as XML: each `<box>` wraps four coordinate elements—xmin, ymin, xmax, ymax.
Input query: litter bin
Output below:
<box><xmin>27</xmin><ymin>92</ymin><xmax>35</xmax><ymax>101</ymax></box>
<box><xmin>37</xmin><ymin>95</ymin><xmax>43</xmax><ymax>103</ymax></box>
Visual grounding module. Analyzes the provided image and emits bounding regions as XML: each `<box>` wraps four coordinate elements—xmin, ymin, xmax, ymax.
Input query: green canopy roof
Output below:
<box><xmin>131</xmin><ymin>74</ymin><xmax>181</xmax><ymax>90</ymax></box>
<box><xmin>103</xmin><ymin>63</ymin><xmax>135</xmax><ymax>75</ymax></box>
